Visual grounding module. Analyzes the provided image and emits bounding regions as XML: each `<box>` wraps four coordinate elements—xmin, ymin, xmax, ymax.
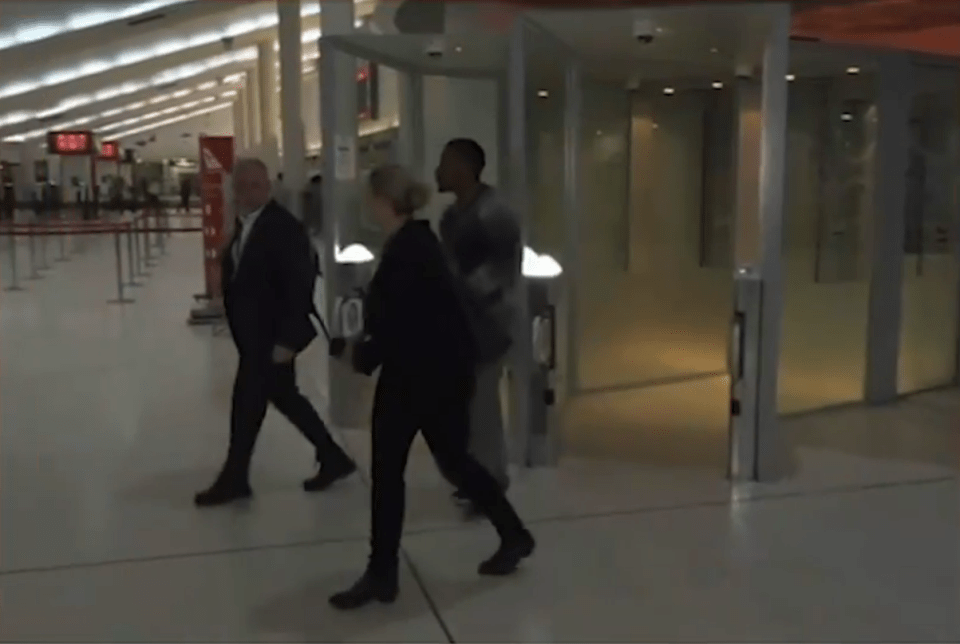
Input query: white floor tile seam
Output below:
<box><xmin>0</xmin><ymin>532</ymin><xmax>372</xmax><ymax>579</ymax></box>
<box><xmin>4</xmin><ymin>474</ymin><xmax>949</xmax><ymax>580</ymax></box>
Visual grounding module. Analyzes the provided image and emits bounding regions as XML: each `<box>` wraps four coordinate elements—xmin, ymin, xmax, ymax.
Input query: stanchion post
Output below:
<box><xmin>56</xmin><ymin>214</ymin><xmax>68</xmax><ymax>262</ymax></box>
<box><xmin>157</xmin><ymin>210</ymin><xmax>167</xmax><ymax>255</ymax></box>
<box><xmin>126</xmin><ymin>223</ymin><xmax>141</xmax><ymax>287</ymax></box>
<box><xmin>132</xmin><ymin>216</ymin><xmax>143</xmax><ymax>276</ymax></box>
<box><xmin>27</xmin><ymin>227</ymin><xmax>42</xmax><ymax>280</ymax></box>
<box><xmin>138</xmin><ymin>216</ymin><xmax>151</xmax><ymax>276</ymax></box>
<box><xmin>5</xmin><ymin>231</ymin><xmax>24</xmax><ymax>291</ymax></box>
<box><xmin>143</xmin><ymin>213</ymin><xmax>156</xmax><ymax>268</ymax></box>
<box><xmin>108</xmin><ymin>229</ymin><xmax>134</xmax><ymax>304</ymax></box>
<box><xmin>38</xmin><ymin>216</ymin><xmax>50</xmax><ymax>271</ymax></box>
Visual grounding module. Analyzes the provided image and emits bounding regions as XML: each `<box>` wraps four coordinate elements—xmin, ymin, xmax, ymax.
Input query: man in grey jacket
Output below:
<box><xmin>436</xmin><ymin>138</ymin><xmax>521</xmax><ymax>513</ymax></box>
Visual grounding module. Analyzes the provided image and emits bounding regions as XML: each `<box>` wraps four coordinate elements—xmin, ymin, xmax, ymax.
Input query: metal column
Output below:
<box><xmin>864</xmin><ymin>53</ymin><xmax>914</xmax><ymax>404</ymax></box>
<box><xmin>562</xmin><ymin>62</ymin><xmax>582</xmax><ymax>397</ymax></box>
<box><xmin>506</xmin><ymin>21</ymin><xmax>534</xmax><ymax>465</ymax></box>
<box><xmin>397</xmin><ymin>72</ymin><xmax>426</xmax><ymax>179</ymax></box>
<box><xmin>320</xmin><ymin>0</ymin><xmax>369</xmax><ymax>429</ymax></box>
<box><xmin>278</xmin><ymin>0</ymin><xmax>307</xmax><ymax>218</ymax></box>
<box><xmin>751</xmin><ymin>3</ymin><xmax>791</xmax><ymax>482</ymax></box>
<box><xmin>257</xmin><ymin>40</ymin><xmax>280</xmax><ymax>171</ymax></box>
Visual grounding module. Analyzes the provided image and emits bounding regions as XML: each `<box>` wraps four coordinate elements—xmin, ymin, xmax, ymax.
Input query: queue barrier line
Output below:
<box><xmin>1</xmin><ymin>220</ymin><xmax>202</xmax><ymax>303</ymax></box>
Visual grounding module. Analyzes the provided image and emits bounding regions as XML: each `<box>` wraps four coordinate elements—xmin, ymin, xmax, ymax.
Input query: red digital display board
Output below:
<box><xmin>99</xmin><ymin>140</ymin><xmax>120</xmax><ymax>161</ymax></box>
<box><xmin>46</xmin><ymin>130</ymin><xmax>94</xmax><ymax>156</ymax></box>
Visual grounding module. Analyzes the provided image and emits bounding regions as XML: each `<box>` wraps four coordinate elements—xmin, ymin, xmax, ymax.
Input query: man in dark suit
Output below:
<box><xmin>195</xmin><ymin>158</ymin><xmax>355</xmax><ymax>507</ymax></box>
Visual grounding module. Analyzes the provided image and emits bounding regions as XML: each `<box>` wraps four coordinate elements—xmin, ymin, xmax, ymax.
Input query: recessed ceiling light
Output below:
<box><xmin>841</xmin><ymin>112</ymin><xmax>853</xmax><ymax>121</ymax></box>
<box><xmin>537</xmin><ymin>89</ymin><xmax>548</xmax><ymax>98</ymax></box>
<box><xmin>786</xmin><ymin>74</ymin><xmax>796</xmax><ymax>82</ymax></box>
<box><xmin>454</xmin><ymin>46</ymin><xmax>463</xmax><ymax>53</ymax></box>
<box><xmin>711</xmin><ymin>81</ymin><xmax>723</xmax><ymax>89</ymax></box>
<box><xmin>663</xmin><ymin>87</ymin><xmax>675</xmax><ymax>95</ymax></box>
<box><xmin>710</xmin><ymin>47</ymin><xmax>719</xmax><ymax>54</ymax></box>
<box><xmin>846</xmin><ymin>66</ymin><xmax>860</xmax><ymax>74</ymax></box>
<box><xmin>596</xmin><ymin>130</ymin><xmax>602</xmax><ymax>135</ymax></box>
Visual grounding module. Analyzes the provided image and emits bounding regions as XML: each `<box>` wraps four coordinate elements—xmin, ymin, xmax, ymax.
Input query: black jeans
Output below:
<box><xmin>221</xmin><ymin>356</ymin><xmax>348</xmax><ymax>482</ymax></box>
<box><xmin>367</xmin><ymin>376</ymin><xmax>526</xmax><ymax>575</ymax></box>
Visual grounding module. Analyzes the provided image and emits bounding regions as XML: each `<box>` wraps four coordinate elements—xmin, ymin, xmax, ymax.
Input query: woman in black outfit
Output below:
<box><xmin>329</xmin><ymin>164</ymin><xmax>535</xmax><ymax>610</ymax></box>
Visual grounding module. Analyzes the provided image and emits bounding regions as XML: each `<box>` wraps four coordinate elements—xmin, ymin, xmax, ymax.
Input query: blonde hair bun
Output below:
<box><xmin>369</xmin><ymin>163</ymin><xmax>431</xmax><ymax>215</ymax></box>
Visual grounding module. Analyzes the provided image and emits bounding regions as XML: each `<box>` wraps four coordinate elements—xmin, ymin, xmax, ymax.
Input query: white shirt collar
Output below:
<box><xmin>238</xmin><ymin>203</ymin><xmax>266</xmax><ymax>230</ymax></box>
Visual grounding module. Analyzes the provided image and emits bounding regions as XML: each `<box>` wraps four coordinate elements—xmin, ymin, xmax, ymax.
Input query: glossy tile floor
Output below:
<box><xmin>1</xmin><ymin>230</ymin><xmax>957</xmax><ymax>642</ymax></box>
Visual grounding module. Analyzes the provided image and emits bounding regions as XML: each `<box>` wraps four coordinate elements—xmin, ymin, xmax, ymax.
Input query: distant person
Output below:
<box><xmin>179</xmin><ymin>177</ymin><xmax>191</xmax><ymax>213</ymax></box>
<box><xmin>435</xmin><ymin>138</ymin><xmax>521</xmax><ymax>515</ymax></box>
<box><xmin>194</xmin><ymin>158</ymin><xmax>355</xmax><ymax>507</ymax></box>
<box><xmin>328</xmin><ymin>163</ymin><xmax>534</xmax><ymax>610</ymax></box>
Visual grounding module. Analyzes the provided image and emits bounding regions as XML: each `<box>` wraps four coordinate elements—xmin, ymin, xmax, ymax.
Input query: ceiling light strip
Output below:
<box><xmin>4</xmin><ymin>81</ymin><xmax>227</xmax><ymax>142</ymax></box>
<box><xmin>112</xmin><ymin>102</ymin><xmax>232</xmax><ymax>140</ymax></box>
<box><xmin>0</xmin><ymin>1</ymin><xmax>340</xmax><ymax>101</ymax></box>
<box><xmin>0</xmin><ymin>47</ymin><xmax>255</xmax><ymax>129</ymax></box>
<box><xmin>0</xmin><ymin>0</ymin><xmax>192</xmax><ymax>51</ymax></box>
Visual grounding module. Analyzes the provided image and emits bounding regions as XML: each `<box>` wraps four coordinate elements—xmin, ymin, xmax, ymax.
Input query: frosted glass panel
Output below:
<box><xmin>778</xmin><ymin>74</ymin><xmax>876</xmax><ymax>414</ymax></box>
<box><xmin>898</xmin><ymin>78</ymin><xmax>960</xmax><ymax>394</ymax></box>
<box><xmin>578</xmin><ymin>83</ymin><xmax>732</xmax><ymax>391</ymax></box>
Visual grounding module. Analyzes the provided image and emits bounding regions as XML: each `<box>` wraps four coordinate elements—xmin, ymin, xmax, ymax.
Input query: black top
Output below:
<box><xmin>221</xmin><ymin>200</ymin><xmax>317</xmax><ymax>357</ymax></box>
<box><xmin>353</xmin><ymin>219</ymin><xmax>477</xmax><ymax>397</ymax></box>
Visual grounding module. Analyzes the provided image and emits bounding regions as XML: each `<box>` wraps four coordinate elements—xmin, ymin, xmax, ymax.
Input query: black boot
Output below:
<box><xmin>303</xmin><ymin>456</ymin><xmax>357</xmax><ymax>492</ymax></box>
<box><xmin>329</xmin><ymin>568</ymin><xmax>399</xmax><ymax>610</ymax></box>
<box><xmin>478</xmin><ymin>530</ymin><xmax>535</xmax><ymax>576</ymax></box>
<box><xmin>194</xmin><ymin>476</ymin><xmax>252</xmax><ymax>508</ymax></box>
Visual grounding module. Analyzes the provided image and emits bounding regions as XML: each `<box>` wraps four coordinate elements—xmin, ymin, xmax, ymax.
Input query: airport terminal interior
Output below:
<box><xmin>0</xmin><ymin>0</ymin><xmax>958</xmax><ymax>641</ymax></box>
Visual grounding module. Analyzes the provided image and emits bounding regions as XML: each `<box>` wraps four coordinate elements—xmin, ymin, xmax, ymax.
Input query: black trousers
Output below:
<box><xmin>368</xmin><ymin>376</ymin><xmax>526</xmax><ymax>574</ymax></box>
<box><xmin>221</xmin><ymin>356</ymin><xmax>347</xmax><ymax>482</ymax></box>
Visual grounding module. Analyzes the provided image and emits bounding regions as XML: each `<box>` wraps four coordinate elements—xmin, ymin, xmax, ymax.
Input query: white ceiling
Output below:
<box><xmin>0</xmin><ymin>0</ymin><xmax>346</xmax><ymax>161</ymax></box>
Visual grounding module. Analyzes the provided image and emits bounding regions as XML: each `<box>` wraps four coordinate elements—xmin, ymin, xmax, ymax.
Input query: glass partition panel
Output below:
<box><xmin>578</xmin><ymin>80</ymin><xmax>733</xmax><ymax>391</ymax></box>
<box><xmin>898</xmin><ymin>66</ymin><xmax>960</xmax><ymax>394</ymax></box>
<box><xmin>522</xmin><ymin>25</ymin><xmax>569</xmax><ymax>262</ymax></box>
<box><xmin>778</xmin><ymin>65</ymin><xmax>876</xmax><ymax>414</ymax></box>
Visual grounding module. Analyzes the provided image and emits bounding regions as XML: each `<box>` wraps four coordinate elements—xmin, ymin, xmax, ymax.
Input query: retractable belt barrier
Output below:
<box><xmin>0</xmin><ymin>206</ymin><xmax>200</xmax><ymax>303</ymax></box>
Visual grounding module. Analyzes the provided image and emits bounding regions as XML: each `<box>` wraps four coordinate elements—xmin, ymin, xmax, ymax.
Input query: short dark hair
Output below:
<box><xmin>446</xmin><ymin>138</ymin><xmax>485</xmax><ymax>179</ymax></box>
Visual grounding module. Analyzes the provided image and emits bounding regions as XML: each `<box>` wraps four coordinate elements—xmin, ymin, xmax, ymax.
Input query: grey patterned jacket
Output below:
<box><xmin>439</xmin><ymin>185</ymin><xmax>521</xmax><ymax>364</ymax></box>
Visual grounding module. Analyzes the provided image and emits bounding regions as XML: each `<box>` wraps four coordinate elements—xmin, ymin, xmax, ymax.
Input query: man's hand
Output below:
<box><xmin>271</xmin><ymin>345</ymin><xmax>296</xmax><ymax>364</ymax></box>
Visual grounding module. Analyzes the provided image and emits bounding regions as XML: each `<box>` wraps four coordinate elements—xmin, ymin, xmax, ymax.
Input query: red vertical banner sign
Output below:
<box><xmin>198</xmin><ymin>135</ymin><xmax>235</xmax><ymax>300</ymax></box>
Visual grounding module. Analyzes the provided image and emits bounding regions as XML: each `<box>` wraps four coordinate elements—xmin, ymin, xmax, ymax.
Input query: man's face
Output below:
<box><xmin>435</xmin><ymin>145</ymin><xmax>459</xmax><ymax>193</ymax></box>
<box><xmin>233</xmin><ymin>164</ymin><xmax>271</xmax><ymax>215</ymax></box>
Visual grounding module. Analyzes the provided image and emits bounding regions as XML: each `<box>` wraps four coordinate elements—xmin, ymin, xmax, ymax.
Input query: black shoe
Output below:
<box><xmin>329</xmin><ymin>571</ymin><xmax>399</xmax><ymax>610</ymax></box>
<box><xmin>303</xmin><ymin>457</ymin><xmax>356</xmax><ymax>492</ymax></box>
<box><xmin>194</xmin><ymin>480</ymin><xmax>252</xmax><ymax>507</ymax></box>
<box><xmin>478</xmin><ymin>531</ymin><xmax>535</xmax><ymax>576</ymax></box>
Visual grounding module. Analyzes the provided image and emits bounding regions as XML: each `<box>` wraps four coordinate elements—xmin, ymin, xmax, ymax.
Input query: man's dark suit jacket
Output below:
<box><xmin>353</xmin><ymin>219</ymin><xmax>477</xmax><ymax>401</ymax></box>
<box><xmin>221</xmin><ymin>200</ymin><xmax>317</xmax><ymax>357</ymax></box>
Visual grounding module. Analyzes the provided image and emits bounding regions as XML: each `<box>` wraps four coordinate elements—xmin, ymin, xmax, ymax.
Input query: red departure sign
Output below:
<box><xmin>46</xmin><ymin>131</ymin><xmax>94</xmax><ymax>156</ymax></box>
<box><xmin>99</xmin><ymin>140</ymin><xmax>120</xmax><ymax>161</ymax></box>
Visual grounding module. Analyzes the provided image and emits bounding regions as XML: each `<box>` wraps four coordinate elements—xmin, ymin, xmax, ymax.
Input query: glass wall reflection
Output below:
<box><xmin>779</xmin><ymin>63</ymin><xmax>877</xmax><ymax>414</ymax></box>
<box><xmin>898</xmin><ymin>66</ymin><xmax>960</xmax><ymax>394</ymax></box>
